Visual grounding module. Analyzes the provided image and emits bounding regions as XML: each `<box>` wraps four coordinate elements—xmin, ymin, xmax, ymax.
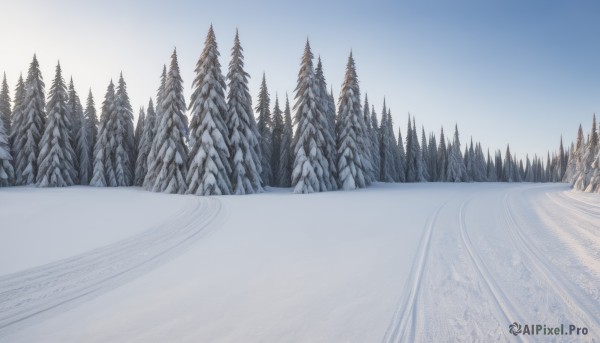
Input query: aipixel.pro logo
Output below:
<box><xmin>509</xmin><ymin>321</ymin><xmax>588</xmax><ymax>336</ymax></box>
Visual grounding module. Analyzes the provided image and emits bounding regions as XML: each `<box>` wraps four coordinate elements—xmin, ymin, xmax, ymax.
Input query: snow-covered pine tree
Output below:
<box><xmin>446</xmin><ymin>124</ymin><xmax>466</xmax><ymax>182</ymax></box>
<box><xmin>465</xmin><ymin>139</ymin><xmax>475</xmax><ymax>181</ymax></box>
<box><xmin>0</xmin><ymin>103</ymin><xmax>14</xmax><ymax>186</ymax></box>
<box><xmin>437</xmin><ymin>127</ymin><xmax>447</xmax><ymax>181</ymax></box>
<box><xmin>143</xmin><ymin>65</ymin><xmax>167</xmax><ymax>189</ymax></box>
<box><xmin>503</xmin><ymin>145</ymin><xmax>514</xmax><ymax>182</ymax></box>
<box><xmin>0</xmin><ymin>73</ymin><xmax>11</xmax><ymax>138</ymax></box>
<box><xmin>364</xmin><ymin>96</ymin><xmax>380</xmax><ymax>180</ymax></box>
<box><xmin>10</xmin><ymin>75</ymin><xmax>25</xmax><ymax>156</ymax></box>
<box><xmin>147</xmin><ymin>49</ymin><xmax>188</xmax><ymax>194</ymax></box>
<box><xmin>419</xmin><ymin>126</ymin><xmax>429</xmax><ymax>181</ymax></box>
<box><xmin>36</xmin><ymin>63</ymin><xmax>75</xmax><ymax>187</ymax></box>
<box><xmin>387</xmin><ymin>109</ymin><xmax>401</xmax><ymax>182</ymax></box>
<box><xmin>427</xmin><ymin>133</ymin><xmax>438</xmax><ymax>181</ymax></box>
<box><xmin>66</xmin><ymin>78</ymin><xmax>84</xmax><ymax>183</ymax></box>
<box><xmin>378</xmin><ymin>101</ymin><xmax>394</xmax><ymax>182</ymax></box>
<box><xmin>113</xmin><ymin>73</ymin><xmax>135</xmax><ymax>186</ymax></box>
<box><xmin>76</xmin><ymin>91</ymin><xmax>94</xmax><ymax>185</ymax></box>
<box><xmin>486</xmin><ymin>149</ymin><xmax>497</xmax><ymax>181</ymax></box>
<box><xmin>225</xmin><ymin>31</ymin><xmax>263</xmax><ymax>194</ymax></box>
<box><xmin>78</xmin><ymin>90</ymin><xmax>97</xmax><ymax>185</ymax></box>
<box><xmin>473</xmin><ymin>142</ymin><xmax>487</xmax><ymax>181</ymax></box>
<box><xmin>134</xmin><ymin>99</ymin><xmax>156</xmax><ymax>186</ymax></box>
<box><xmin>134</xmin><ymin>107</ymin><xmax>145</xmax><ymax>159</ymax></box>
<box><xmin>397</xmin><ymin>126</ymin><xmax>407</xmax><ymax>182</ymax></box>
<box><xmin>187</xmin><ymin>26</ymin><xmax>232</xmax><ymax>195</ymax></box>
<box><xmin>574</xmin><ymin>114</ymin><xmax>598</xmax><ymax>191</ymax></box>
<box><xmin>291</xmin><ymin>40</ymin><xmax>332</xmax><ymax>193</ymax></box>
<box><xmin>315</xmin><ymin>58</ymin><xmax>338</xmax><ymax>189</ymax></box>
<box><xmin>271</xmin><ymin>95</ymin><xmax>283</xmax><ymax>185</ymax></box>
<box><xmin>256</xmin><ymin>73</ymin><xmax>273</xmax><ymax>186</ymax></box>
<box><xmin>495</xmin><ymin>150</ymin><xmax>503</xmax><ymax>180</ymax></box>
<box><xmin>278</xmin><ymin>94</ymin><xmax>293</xmax><ymax>187</ymax></box>
<box><xmin>586</xmin><ymin>141</ymin><xmax>600</xmax><ymax>192</ymax></box>
<box><xmin>90</xmin><ymin>81</ymin><xmax>118</xmax><ymax>187</ymax></box>
<box><xmin>15</xmin><ymin>55</ymin><xmax>46</xmax><ymax>185</ymax></box>
<box><xmin>564</xmin><ymin>124</ymin><xmax>584</xmax><ymax>183</ymax></box>
<box><xmin>524</xmin><ymin>155</ymin><xmax>533</xmax><ymax>182</ymax></box>
<box><xmin>405</xmin><ymin>115</ymin><xmax>416</xmax><ymax>182</ymax></box>
<box><xmin>336</xmin><ymin>52</ymin><xmax>371</xmax><ymax>190</ymax></box>
<box><xmin>554</xmin><ymin>136</ymin><xmax>565</xmax><ymax>181</ymax></box>
<box><xmin>370</xmin><ymin>105</ymin><xmax>381</xmax><ymax>181</ymax></box>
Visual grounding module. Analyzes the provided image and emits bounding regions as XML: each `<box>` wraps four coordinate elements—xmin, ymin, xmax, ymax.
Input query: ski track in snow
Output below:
<box><xmin>0</xmin><ymin>196</ymin><xmax>223</xmax><ymax>338</ymax></box>
<box><xmin>381</xmin><ymin>198</ymin><xmax>449</xmax><ymax>343</ymax></box>
<box><xmin>383</xmin><ymin>185</ymin><xmax>600</xmax><ymax>342</ymax></box>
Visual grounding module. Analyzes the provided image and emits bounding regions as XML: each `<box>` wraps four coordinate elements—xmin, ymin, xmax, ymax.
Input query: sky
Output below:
<box><xmin>1</xmin><ymin>0</ymin><xmax>599</xmax><ymax>159</ymax></box>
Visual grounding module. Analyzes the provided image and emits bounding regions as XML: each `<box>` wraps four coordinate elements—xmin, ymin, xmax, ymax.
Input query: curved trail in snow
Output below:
<box><xmin>0</xmin><ymin>196</ymin><xmax>223</xmax><ymax>337</ymax></box>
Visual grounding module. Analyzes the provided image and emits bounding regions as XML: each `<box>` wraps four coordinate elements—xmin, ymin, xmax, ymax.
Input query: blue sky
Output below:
<box><xmin>1</xmin><ymin>0</ymin><xmax>599</xmax><ymax>158</ymax></box>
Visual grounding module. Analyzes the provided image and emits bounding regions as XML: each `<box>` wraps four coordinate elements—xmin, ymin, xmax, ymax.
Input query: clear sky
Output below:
<box><xmin>1</xmin><ymin>0</ymin><xmax>599</xmax><ymax>159</ymax></box>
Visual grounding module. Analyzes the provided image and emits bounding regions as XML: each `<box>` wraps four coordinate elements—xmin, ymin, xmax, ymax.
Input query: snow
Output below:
<box><xmin>0</xmin><ymin>186</ymin><xmax>192</xmax><ymax>275</ymax></box>
<box><xmin>1</xmin><ymin>183</ymin><xmax>599</xmax><ymax>342</ymax></box>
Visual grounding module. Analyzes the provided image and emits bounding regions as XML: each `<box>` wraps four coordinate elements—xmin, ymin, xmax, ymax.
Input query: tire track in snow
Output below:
<box><xmin>502</xmin><ymin>189</ymin><xmax>600</xmax><ymax>333</ymax></box>
<box><xmin>0</xmin><ymin>196</ymin><xmax>223</xmax><ymax>336</ymax></box>
<box><xmin>382</xmin><ymin>200</ymin><xmax>449</xmax><ymax>343</ymax></box>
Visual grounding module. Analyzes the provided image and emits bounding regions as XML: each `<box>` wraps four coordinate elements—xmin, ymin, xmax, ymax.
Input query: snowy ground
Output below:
<box><xmin>0</xmin><ymin>183</ymin><xmax>598</xmax><ymax>342</ymax></box>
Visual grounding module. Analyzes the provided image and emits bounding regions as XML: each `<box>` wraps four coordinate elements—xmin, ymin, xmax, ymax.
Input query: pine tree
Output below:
<box><xmin>419</xmin><ymin>126</ymin><xmax>429</xmax><ymax>181</ymax></box>
<box><xmin>0</xmin><ymin>73</ymin><xmax>11</xmax><ymax>139</ymax></box>
<box><xmin>15</xmin><ymin>55</ymin><xmax>46</xmax><ymax>185</ymax></box>
<box><xmin>336</xmin><ymin>52</ymin><xmax>370</xmax><ymax>190</ymax></box>
<box><xmin>226</xmin><ymin>31</ymin><xmax>263</xmax><ymax>194</ymax></box>
<box><xmin>113</xmin><ymin>73</ymin><xmax>135</xmax><ymax>186</ymax></box>
<box><xmin>446</xmin><ymin>125</ymin><xmax>466</xmax><ymax>182</ymax></box>
<box><xmin>473</xmin><ymin>142</ymin><xmax>487</xmax><ymax>182</ymax></box>
<box><xmin>370</xmin><ymin>106</ymin><xmax>381</xmax><ymax>181</ymax></box>
<box><xmin>437</xmin><ymin>127</ymin><xmax>448</xmax><ymax>181</ymax></box>
<box><xmin>10</xmin><ymin>75</ymin><xmax>25</xmax><ymax>158</ymax></box>
<box><xmin>76</xmin><ymin>90</ymin><xmax>96</xmax><ymax>185</ymax></box>
<box><xmin>143</xmin><ymin>65</ymin><xmax>167</xmax><ymax>189</ymax></box>
<box><xmin>187</xmin><ymin>26</ymin><xmax>232</xmax><ymax>195</ymax></box>
<box><xmin>90</xmin><ymin>81</ymin><xmax>118</xmax><ymax>187</ymax></box>
<box><xmin>147</xmin><ymin>49</ymin><xmax>189</xmax><ymax>194</ymax></box>
<box><xmin>278</xmin><ymin>94</ymin><xmax>293</xmax><ymax>187</ymax></box>
<box><xmin>0</xmin><ymin>101</ymin><xmax>14</xmax><ymax>186</ymax></box>
<box><xmin>271</xmin><ymin>95</ymin><xmax>283</xmax><ymax>185</ymax></box>
<box><xmin>315</xmin><ymin>58</ymin><xmax>338</xmax><ymax>189</ymax></box>
<box><xmin>36</xmin><ymin>63</ymin><xmax>75</xmax><ymax>187</ymax></box>
<box><xmin>134</xmin><ymin>107</ymin><xmax>145</xmax><ymax>158</ymax></box>
<box><xmin>378</xmin><ymin>101</ymin><xmax>394</xmax><ymax>182</ymax></box>
<box><xmin>291</xmin><ymin>40</ymin><xmax>332</xmax><ymax>193</ymax></box>
<box><xmin>575</xmin><ymin>114</ymin><xmax>598</xmax><ymax>191</ymax></box>
<box><xmin>486</xmin><ymin>149</ymin><xmax>497</xmax><ymax>181</ymax></box>
<box><xmin>427</xmin><ymin>133</ymin><xmax>438</xmax><ymax>181</ymax></box>
<box><xmin>134</xmin><ymin>99</ymin><xmax>156</xmax><ymax>186</ymax></box>
<box><xmin>503</xmin><ymin>145</ymin><xmax>514</xmax><ymax>182</ymax></box>
<box><xmin>66</xmin><ymin>78</ymin><xmax>83</xmax><ymax>183</ymax></box>
<box><xmin>364</xmin><ymin>96</ymin><xmax>380</xmax><ymax>180</ymax></box>
<box><xmin>397</xmin><ymin>126</ymin><xmax>407</xmax><ymax>182</ymax></box>
<box><xmin>256</xmin><ymin>73</ymin><xmax>272</xmax><ymax>186</ymax></box>
<box><xmin>387</xmin><ymin>109</ymin><xmax>401</xmax><ymax>181</ymax></box>
<box><xmin>564</xmin><ymin>124</ymin><xmax>584</xmax><ymax>183</ymax></box>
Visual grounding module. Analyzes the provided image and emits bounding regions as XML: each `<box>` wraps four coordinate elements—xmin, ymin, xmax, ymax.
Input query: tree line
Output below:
<box><xmin>0</xmin><ymin>26</ymin><xmax>567</xmax><ymax>193</ymax></box>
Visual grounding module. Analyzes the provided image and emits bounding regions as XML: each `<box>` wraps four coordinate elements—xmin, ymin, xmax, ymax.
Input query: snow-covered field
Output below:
<box><xmin>0</xmin><ymin>183</ymin><xmax>598</xmax><ymax>342</ymax></box>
